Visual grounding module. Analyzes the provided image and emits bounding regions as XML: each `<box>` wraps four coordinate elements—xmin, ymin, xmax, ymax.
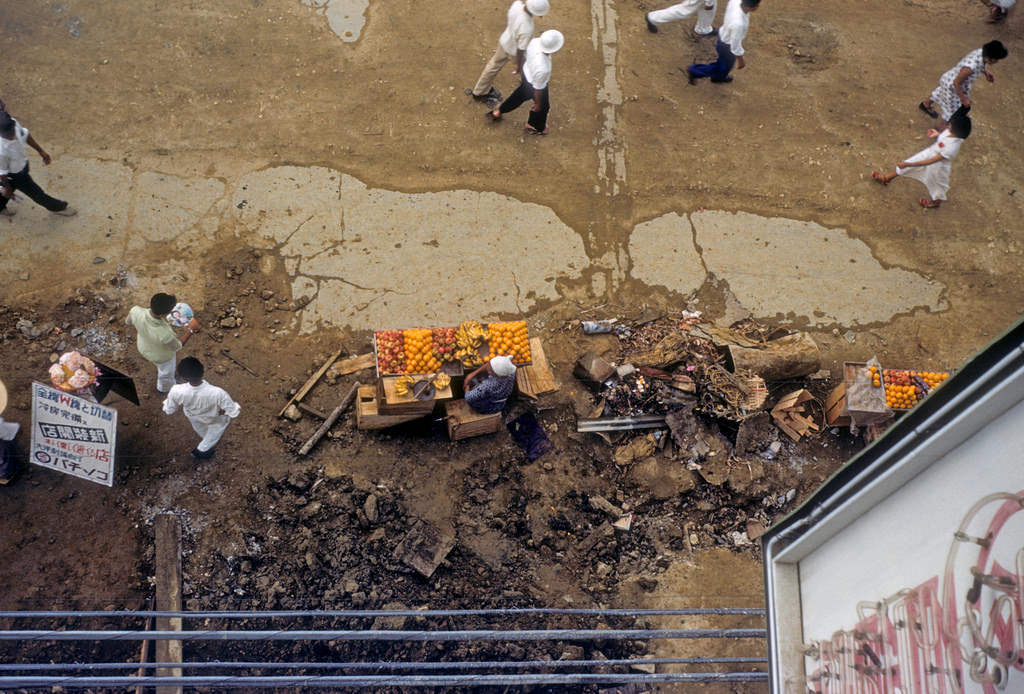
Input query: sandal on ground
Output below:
<box><xmin>919</xmin><ymin>198</ymin><xmax>941</xmax><ymax>209</ymax></box>
<box><xmin>486</xmin><ymin>110</ymin><xmax>502</xmax><ymax>122</ymax></box>
<box><xmin>524</xmin><ymin>125</ymin><xmax>548</xmax><ymax>135</ymax></box>
<box><xmin>987</xmin><ymin>7</ymin><xmax>1007</xmax><ymax>22</ymax></box>
<box><xmin>918</xmin><ymin>102</ymin><xmax>939</xmax><ymax>118</ymax></box>
<box><xmin>871</xmin><ymin>171</ymin><xmax>889</xmax><ymax>186</ymax></box>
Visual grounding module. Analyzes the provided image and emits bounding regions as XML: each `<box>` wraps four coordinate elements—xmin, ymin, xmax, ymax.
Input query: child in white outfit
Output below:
<box><xmin>162</xmin><ymin>357</ymin><xmax>240</xmax><ymax>459</ymax></box>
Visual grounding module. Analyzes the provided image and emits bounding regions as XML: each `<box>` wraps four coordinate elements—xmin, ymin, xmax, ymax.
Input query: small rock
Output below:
<box><xmin>298</xmin><ymin>501</ymin><xmax>322</xmax><ymax>519</ymax></box>
<box><xmin>92</xmin><ymin>257</ymin><xmax>106</xmax><ymax>264</ymax></box>
<box><xmin>363</xmin><ymin>494</ymin><xmax>379</xmax><ymax>523</ymax></box>
<box><xmin>261</xmin><ymin>289</ymin><xmax>275</xmax><ymax>300</ymax></box>
<box><xmin>19</xmin><ymin>272</ymin><xmax>29</xmax><ymax>281</ymax></box>
<box><xmin>559</xmin><ymin>645</ymin><xmax>585</xmax><ymax>661</ymax></box>
<box><xmin>344</xmin><ymin>580</ymin><xmax>359</xmax><ymax>594</ymax></box>
<box><xmin>283</xmin><ymin>404</ymin><xmax>302</xmax><ymax>421</ymax></box>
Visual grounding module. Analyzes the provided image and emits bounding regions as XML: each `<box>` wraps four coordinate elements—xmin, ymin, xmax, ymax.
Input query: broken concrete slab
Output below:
<box><xmin>392</xmin><ymin>520</ymin><xmax>455</xmax><ymax>578</ymax></box>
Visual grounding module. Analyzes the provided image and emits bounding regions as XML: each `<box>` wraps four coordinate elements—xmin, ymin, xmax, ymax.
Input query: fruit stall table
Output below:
<box><xmin>826</xmin><ymin>361</ymin><xmax>951</xmax><ymax>429</ymax></box>
<box><xmin>358</xmin><ymin>320</ymin><xmax>533</xmax><ymax>432</ymax></box>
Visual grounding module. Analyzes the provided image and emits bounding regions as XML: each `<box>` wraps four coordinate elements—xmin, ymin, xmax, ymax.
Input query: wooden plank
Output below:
<box><xmin>154</xmin><ymin>514</ymin><xmax>183</xmax><ymax>694</ymax></box>
<box><xmin>329</xmin><ymin>352</ymin><xmax>376</xmax><ymax>376</ymax></box>
<box><xmin>278</xmin><ymin>348</ymin><xmax>344</xmax><ymax>417</ymax></box>
<box><xmin>297</xmin><ymin>402</ymin><xmax>327</xmax><ymax>419</ymax></box>
<box><xmin>380</xmin><ymin>375</ymin><xmax>453</xmax><ymax>406</ymax></box>
<box><xmin>298</xmin><ymin>383</ymin><xmax>360</xmax><ymax>456</ymax></box>
<box><xmin>525</xmin><ymin>339</ymin><xmax>557</xmax><ymax>394</ymax></box>
<box><xmin>356</xmin><ymin>386</ymin><xmax>427</xmax><ymax>430</ymax></box>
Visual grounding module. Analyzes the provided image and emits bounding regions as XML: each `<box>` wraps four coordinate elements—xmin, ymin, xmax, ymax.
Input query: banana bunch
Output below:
<box><xmin>393</xmin><ymin>374</ymin><xmax>416</xmax><ymax>396</ymax></box>
<box><xmin>432</xmin><ymin>372</ymin><xmax>451</xmax><ymax>390</ymax></box>
<box><xmin>455</xmin><ymin>320</ymin><xmax>489</xmax><ymax>367</ymax></box>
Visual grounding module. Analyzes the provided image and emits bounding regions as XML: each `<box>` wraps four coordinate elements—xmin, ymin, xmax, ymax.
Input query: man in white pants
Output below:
<box><xmin>162</xmin><ymin>357</ymin><xmax>240</xmax><ymax>459</ymax></box>
<box><xmin>471</xmin><ymin>0</ymin><xmax>550</xmax><ymax>105</ymax></box>
<box><xmin>645</xmin><ymin>0</ymin><xmax>717</xmax><ymax>36</ymax></box>
<box><xmin>125</xmin><ymin>292</ymin><xmax>200</xmax><ymax>393</ymax></box>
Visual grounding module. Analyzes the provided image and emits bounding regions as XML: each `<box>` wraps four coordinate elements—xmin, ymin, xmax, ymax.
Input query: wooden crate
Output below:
<box><xmin>377</xmin><ymin>377</ymin><xmax>452</xmax><ymax>416</ymax></box>
<box><xmin>356</xmin><ymin>386</ymin><xmax>428</xmax><ymax>430</ymax></box>
<box><xmin>445</xmin><ymin>399</ymin><xmax>503</xmax><ymax>441</ymax></box>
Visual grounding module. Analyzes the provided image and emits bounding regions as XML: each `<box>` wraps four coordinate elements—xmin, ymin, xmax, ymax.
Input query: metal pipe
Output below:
<box><xmin>0</xmin><ymin>607</ymin><xmax>765</xmax><ymax>619</ymax></box>
<box><xmin>0</xmin><ymin>627</ymin><xmax>766</xmax><ymax>642</ymax></box>
<box><xmin>0</xmin><ymin>672</ymin><xmax>770</xmax><ymax>688</ymax></box>
<box><xmin>0</xmin><ymin>656</ymin><xmax>768</xmax><ymax>672</ymax></box>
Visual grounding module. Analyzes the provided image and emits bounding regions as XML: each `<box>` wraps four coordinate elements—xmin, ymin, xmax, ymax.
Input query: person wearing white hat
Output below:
<box><xmin>464</xmin><ymin>355</ymin><xmax>517</xmax><ymax>415</ymax></box>
<box><xmin>470</xmin><ymin>0</ymin><xmax>550</xmax><ymax>105</ymax></box>
<box><xmin>488</xmin><ymin>29</ymin><xmax>563</xmax><ymax>134</ymax></box>
<box><xmin>645</xmin><ymin>0</ymin><xmax>717</xmax><ymax>37</ymax></box>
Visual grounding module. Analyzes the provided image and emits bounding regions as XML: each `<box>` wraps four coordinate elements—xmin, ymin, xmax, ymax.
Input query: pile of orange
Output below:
<box><xmin>867</xmin><ymin>365</ymin><xmax>882</xmax><ymax>388</ymax></box>
<box><xmin>403</xmin><ymin>328</ymin><xmax>441</xmax><ymax>373</ymax></box>
<box><xmin>883</xmin><ymin>368</ymin><xmax>949</xmax><ymax>409</ymax></box>
<box><xmin>488</xmin><ymin>321</ymin><xmax>531</xmax><ymax>364</ymax></box>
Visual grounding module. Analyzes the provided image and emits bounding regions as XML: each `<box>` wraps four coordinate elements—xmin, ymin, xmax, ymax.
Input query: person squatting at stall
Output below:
<box><xmin>125</xmin><ymin>292</ymin><xmax>201</xmax><ymax>393</ymax></box>
<box><xmin>0</xmin><ymin>112</ymin><xmax>77</xmax><ymax>218</ymax></box>
<box><xmin>471</xmin><ymin>0</ymin><xmax>550</xmax><ymax>106</ymax></box>
<box><xmin>871</xmin><ymin>105</ymin><xmax>972</xmax><ymax>209</ymax></box>
<box><xmin>464</xmin><ymin>355</ymin><xmax>517</xmax><ymax>414</ymax></box>
<box><xmin>645</xmin><ymin>0</ymin><xmax>718</xmax><ymax>37</ymax></box>
<box><xmin>488</xmin><ymin>29</ymin><xmax>564</xmax><ymax>134</ymax></box>
<box><xmin>918</xmin><ymin>40</ymin><xmax>1007</xmax><ymax>127</ymax></box>
<box><xmin>162</xmin><ymin>357</ymin><xmax>241</xmax><ymax>460</ymax></box>
<box><xmin>686</xmin><ymin>0</ymin><xmax>759</xmax><ymax>84</ymax></box>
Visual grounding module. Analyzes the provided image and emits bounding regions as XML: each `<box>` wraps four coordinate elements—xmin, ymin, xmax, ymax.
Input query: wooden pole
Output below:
<box><xmin>135</xmin><ymin>597</ymin><xmax>154</xmax><ymax>694</ymax></box>
<box><xmin>298</xmin><ymin>382</ymin><xmax>360</xmax><ymax>456</ymax></box>
<box><xmin>154</xmin><ymin>514</ymin><xmax>183</xmax><ymax>694</ymax></box>
<box><xmin>278</xmin><ymin>348</ymin><xmax>344</xmax><ymax>417</ymax></box>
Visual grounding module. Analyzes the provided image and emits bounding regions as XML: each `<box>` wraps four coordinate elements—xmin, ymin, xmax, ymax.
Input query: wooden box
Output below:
<box><xmin>516</xmin><ymin>337</ymin><xmax>559</xmax><ymax>399</ymax></box>
<box><xmin>377</xmin><ymin>377</ymin><xmax>452</xmax><ymax>416</ymax></box>
<box><xmin>824</xmin><ymin>383</ymin><xmax>853</xmax><ymax>427</ymax></box>
<box><xmin>356</xmin><ymin>386</ymin><xmax>428</xmax><ymax>430</ymax></box>
<box><xmin>445</xmin><ymin>399</ymin><xmax>503</xmax><ymax>441</ymax></box>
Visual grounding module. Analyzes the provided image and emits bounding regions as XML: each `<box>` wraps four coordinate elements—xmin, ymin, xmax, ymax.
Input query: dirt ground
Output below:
<box><xmin>0</xmin><ymin>0</ymin><xmax>1021</xmax><ymax>690</ymax></box>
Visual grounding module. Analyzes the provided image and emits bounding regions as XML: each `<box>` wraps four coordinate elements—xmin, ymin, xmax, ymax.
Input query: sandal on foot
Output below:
<box><xmin>871</xmin><ymin>171</ymin><xmax>889</xmax><ymax>186</ymax></box>
<box><xmin>486</xmin><ymin>110</ymin><xmax>502</xmax><ymax>122</ymax></box>
<box><xmin>919</xmin><ymin>198</ymin><xmax>941</xmax><ymax>209</ymax></box>
<box><xmin>524</xmin><ymin>125</ymin><xmax>548</xmax><ymax>135</ymax></box>
<box><xmin>919</xmin><ymin>102</ymin><xmax>939</xmax><ymax>118</ymax></box>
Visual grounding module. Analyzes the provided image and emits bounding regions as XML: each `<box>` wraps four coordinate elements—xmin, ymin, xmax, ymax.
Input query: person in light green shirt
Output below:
<box><xmin>125</xmin><ymin>293</ymin><xmax>200</xmax><ymax>392</ymax></box>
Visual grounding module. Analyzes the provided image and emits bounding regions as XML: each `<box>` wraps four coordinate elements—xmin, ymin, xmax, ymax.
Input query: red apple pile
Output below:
<box><xmin>375</xmin><ymin>330</ymin><xmax>406</xmax><ymax>374</ymax></box>
<box><xmin>432</xmin><ymin>327</ymin><xmax>458</xmax><ymax>363</ymax></box>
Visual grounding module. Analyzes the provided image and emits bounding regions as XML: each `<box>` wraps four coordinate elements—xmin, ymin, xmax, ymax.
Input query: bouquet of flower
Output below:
<box><xmin>49</xmin><ymin>351</ymin><xmax>100</xmax><ymax>392</ymax></box>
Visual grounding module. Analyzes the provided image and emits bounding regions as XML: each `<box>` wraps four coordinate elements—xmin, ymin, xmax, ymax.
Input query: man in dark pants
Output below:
<box><xmin>0</xmin><ymin>112</ymin><xmax>77</xmax><ymax>218</ymax></box>
<box><xmin>687</xmin><ymin>0</ymin><xmax>759</xmax><ymax>84</ymax></box>
<box><xmin>488</xmin><ymin>29</ymin><xmax>564</xmax><ymax>134</ymax></box>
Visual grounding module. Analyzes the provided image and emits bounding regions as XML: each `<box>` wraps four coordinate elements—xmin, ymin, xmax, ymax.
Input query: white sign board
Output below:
<box><xmin>30</xmin><ymin>382</ymin><xmax>116</xmax><ymax>487</ymax></box>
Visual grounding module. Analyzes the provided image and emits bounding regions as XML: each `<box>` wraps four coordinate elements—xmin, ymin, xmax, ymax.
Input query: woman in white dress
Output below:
<box><xmin>918</xmin><ymin>41</ymin><xmax>1007</xmax><ymax>126</ymax></box>
<box><xmin>871</xmin><ymin>106</ymin><xmax>971</xmax><ymax>209</ymax></box>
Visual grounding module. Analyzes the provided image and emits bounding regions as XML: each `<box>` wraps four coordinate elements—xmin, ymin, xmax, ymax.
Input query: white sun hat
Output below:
<box><xmin>490</xmin><ymin>355</ymin><xmax>517</xmax><ymax>377</ymax></box>
<box><xmin>539</xmin><ymin>29</ymin><xmax>564</xmax><ymax>54</ymax></box>
<box><xmin>526</xmin><ymin>0</ymin><xmax>550</xmax><ymax>17</ymax></box>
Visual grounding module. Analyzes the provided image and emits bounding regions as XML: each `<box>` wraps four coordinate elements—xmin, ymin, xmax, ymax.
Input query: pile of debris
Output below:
<box><xmin>573</xmin><ymin>314</ymin><xmax>834</xmax><ymax>547</ymax></box>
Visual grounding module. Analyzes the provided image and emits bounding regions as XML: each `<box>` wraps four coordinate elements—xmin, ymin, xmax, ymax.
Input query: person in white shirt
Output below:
<box><xmin>0</xmin><ymin>112</ymin><xmax>77</xmax><ymax>218</ymax></box>
<box><xmin>162</xmin><ymin>357</ymin><xmax>241</xmax><ymax>459</ymax></box>
<box><xmin>645</xmin><ymin>0</ymin><xmax>717</xmax><ymax>37</ymax></box>
<box><xmin>871</xmin><ymin>106</ymin><xmax>971</xmax><ymax>209</ymax></box>
<box><xmin>471</xmin><ymin>0</ymin><xmax>550</xmax><ymax>105</ymax></box>
<box><xmin>488</xmin><ymin>29</ymin><xmax>564</xmax><ymax>135</ymax></box>
<box><xmin>686</xmin><ymin>0</ymin><xmax>759</xmax><ymax>84</ymax></box>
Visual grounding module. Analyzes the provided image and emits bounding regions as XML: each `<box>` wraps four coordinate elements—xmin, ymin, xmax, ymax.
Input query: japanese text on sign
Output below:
<box><xmin>30</xmin><ymin>382</ymin><xmax>117</xmax><ymax>487</ymax></box>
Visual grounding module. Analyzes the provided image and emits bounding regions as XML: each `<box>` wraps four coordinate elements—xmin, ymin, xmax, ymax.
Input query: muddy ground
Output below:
<box><xmin>0</xmin><ymin>0</ymin><xmax>1021</xmax><ymax>691</ymax></box>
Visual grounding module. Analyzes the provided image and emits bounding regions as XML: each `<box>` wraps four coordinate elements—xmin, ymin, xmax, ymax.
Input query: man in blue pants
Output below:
<box><xmin>687</xmin><ymin>0</ymin><xmax>759</xmax><ymax>84</ymax></box>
